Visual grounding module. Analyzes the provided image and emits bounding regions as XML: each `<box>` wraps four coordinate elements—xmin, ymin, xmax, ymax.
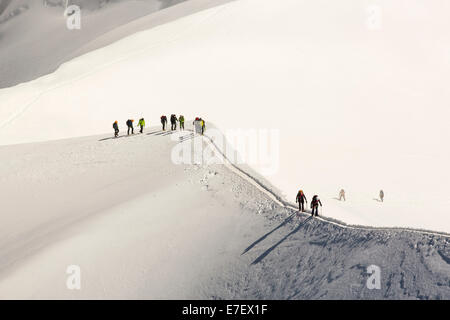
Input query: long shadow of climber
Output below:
<box><xmin>151</xmin><ymin>131</ymin><xmax>167</xmax><ymax>136</ymax></box>
<box><xmin>251</xmin><ymin>216</ymin><xmax>313</xmax><ymax>265</ymax></box>
<box><xmin>99</xmin><ymin>135</ymin><xmax>127</xmax><ymax>141</ymax></box>
<box><xmin>179</xmin><ymin>133</ymin><xmax>195</xmax><ymax>143</ymax></box>
<box><xmin>145</xmin><ymin>131</ymin><xmax>160</xmax><ymax>136</ymax></box>
<box><xmin>242</xmin><ymin>212</ymin><xmax>297</xmax><ymax>255</ymax></box>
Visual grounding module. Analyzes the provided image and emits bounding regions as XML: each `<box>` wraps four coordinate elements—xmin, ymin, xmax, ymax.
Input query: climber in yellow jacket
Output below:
<box><xmin>138</xmin><ymin>118</ymin><xmax>145</xmax><ymax>134</ymax></box>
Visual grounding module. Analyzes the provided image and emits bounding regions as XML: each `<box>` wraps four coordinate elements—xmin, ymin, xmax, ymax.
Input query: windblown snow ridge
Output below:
<box><xmin>198</xmin><ymin>131</ymin><xmax>450</xmax><ymax>299</ymax></box>
<box><xmin>0</xmin><ymin>128</ymin><xmax>448</xmax><ymax>299</ymax></box>
<box><xmin>201</xmin><ymin>130</ymin><xmax>450</xmax><ymax>240</ymax></box>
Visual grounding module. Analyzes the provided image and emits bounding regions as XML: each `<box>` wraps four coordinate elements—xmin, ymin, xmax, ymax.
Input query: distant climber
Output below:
<box><xmin>339</xmin><ymin>189</ymin><xmax>346</xmax><ymax>201</ymax></box>
<box><xmin>200</xmin><ymin>118</ymin><xmax>205</xmax><ymax>135</ymax></box>
<box><xmin>379</xmin><ymin>190</ymin><xmax>384</xmax><ymax>202</ymax></box>
<box><xmin>295</xmin><ymin>190</ymin><xmax>307</xmax><ymax>212</ymax></box>
<box><xmin>179</xmin><ymin>115</ymin><xmax>185</xmax><ymax>130</ymax></box>
<box><xmin>193</xmin><ymin>117</ymin><xmax>202</xmax><ymax>134</ymax></box>
<box><xmin>170</xmin><ymin>114</ymin><xmax>178</xmax><ymax>131</ymax></box>
<box><xmin>126</xmin><ymin>119</ymin><xmax>134</xmax><ymax>135</ymax></box>
<box><xmin>138</xmin><ymin>118</ymin><xmax>145</xmax><ymax>134</ymax></box>
<box><xmin>310</xmin><ymin>195</ymin><xmax>322</xmax><ymax>217</ymax></box>
<box><xmin>161</xmin><ymin>115</ymin><xmax>167</xmax><ymax>131</ymax></box>
<box><xmin>113</xmin><ymin>121</ymin><xmax>119</xmax><ymax>138</ymax></box>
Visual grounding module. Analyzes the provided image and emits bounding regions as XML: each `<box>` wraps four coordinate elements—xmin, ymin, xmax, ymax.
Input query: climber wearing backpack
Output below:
<box><xmin>126</xmin><ymin>119</ymin><xmax>134</xmax><ymax>135</ymax></box>
<box><xmin>170</xmin><ymin>114</ymin><xmax>178</xmax><ymax>131</ymax></box>
<box><xmin>193</xmin><ymin>117</ymin><xmax>202</xmax><ymax>134</ymax></box>
<box><xmin>138</xmin><ymin>118</ymin><xmax>145</xmax><ymax>134</ymax></box>
<box><xmin>113</xmin><ymin>121</ymin><xmax>119</xmax><ymax>138</ymax></box>
<box><xmin>295</xmin><ymin>190</ymin><xmax>307</xmax><ymax>212</ymax></box>
<box><xmin>161</xmin><ymin>115</ymin><xmax>167</xmax><ymax>131</ymax></box>
<box><xmin>310</xmin><ymin>195</ymin><xmax>322</xmax><ymax>217</ymax></box>
<box><xmin>179</xmin><ymin>115</ymin><xmax>185</xmax><ymax>130</ymax></box>
<box><xmin>200</xmin><ymin>118</ymin><xmax>205</xmax><ymax>135</ymax></box>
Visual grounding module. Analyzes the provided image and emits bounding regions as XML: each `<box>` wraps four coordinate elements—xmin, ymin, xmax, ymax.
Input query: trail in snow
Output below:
<box><xmin>0</xmin><ymin>126</ymin><xmax>449</xmax><ymax>299</ymax></box>
<box><xmin>0</xmin><ymin>125</ymin><xmax>273</xmax><ymax>298</ymax></box>
<box><xmin>0</xmin><ymin>0</ymin><xmax>449</xmax><ymax>300</ymax></box>
<box><xmin>199</xmin><ymin>130</ymin><xmax>450</xmax><ymax>240</ymax></box>
<box><xmin>1</xmin><ymin>0</ymin><xmax>449</xmax><ymax>234</ymax></box>
<box><xmin>0</xmin><ymin>4</ymin><xmax>224</xmax><ymax>131</ymax></box>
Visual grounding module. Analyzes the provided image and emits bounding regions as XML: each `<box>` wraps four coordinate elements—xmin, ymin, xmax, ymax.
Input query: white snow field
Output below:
<box><xmin>0</xmin><ymin>127</ymin><xmax>270</xmax><ymax>298</ymax></box>
<box><xmin>0</xmin><ymin>127</ymin><xmax>449</xmax><ymax>299</ymax></box>
<box><xmin>1</xmin><ymin>0</ymin><xmax>449</xmax><ymax>234</ymax></box>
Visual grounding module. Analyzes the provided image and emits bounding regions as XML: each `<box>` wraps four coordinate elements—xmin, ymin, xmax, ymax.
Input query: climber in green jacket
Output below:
<box><xmin>138</xmin><ymin>118</ymin><xmax>145</xmax><ymax>134</ymax></box>
<box><xmin>179</xmin><ymin>115</ymin><xmax>185</xmax><ymax>130</ymax></box>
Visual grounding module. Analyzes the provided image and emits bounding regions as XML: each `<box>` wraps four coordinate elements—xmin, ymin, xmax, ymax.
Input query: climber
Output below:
<box><xmin>295</xmin><ymin>190</ymin><xmax>307</xmax><ymax>212</ymax></box>
<box><xmin>126</xmin><ymin>119</ymin><xmax>134</xmax><ymax>135</ymax></box>
<box><xmin>113</xmin><ymin>121</ymin><xmax>119</xmax><ymax>138</ymax></box>
<box><xmin>138</xmin><ymin>118</ymin><xmax>145</xmax><ymax>134</ymax></box>
<box><xmin>311</xmin><ymin>195</ymin><xmax>322</xmax><ymax>217</ymax></box>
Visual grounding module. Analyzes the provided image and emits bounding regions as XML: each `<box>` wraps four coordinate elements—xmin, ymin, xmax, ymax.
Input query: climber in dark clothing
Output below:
<box><xmin>113</xmin><ymin>121</ymin><xmax>119</xmax><ymax>137</ymax></box>
<box><xmin>161</xmin><ymin>115</ymin><xmax>168</xmax><ymax>131</ymax></box>
<box><xmin>126</xmin><ymin>119</ymin><xmax>134</xmax><ymax>135</ymax></box>
<box><xmin>310</xmin><ymin>195</ymin><xmax>322</xmax><ymax>217</ymax></box>
<box><xmin>295</xmin><ymin>190</ymin><xmax>307</xmax><ymax>212</ymax></box>
<box><xmin>170</xmin><ymin>114</ymin><xmax>178</xmax><ymax>131</ymax></box>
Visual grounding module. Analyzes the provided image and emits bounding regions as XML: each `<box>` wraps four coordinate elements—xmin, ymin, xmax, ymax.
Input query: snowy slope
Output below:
<box><xmin>0</xmin><ymin>126</ymin><xmax>266</xmax><ymax>298</ymax></box>
<box><xmin>0</xmin><ymin>0</ymin><xmax>191</xmax><ymax>88</ymax></box>
<box><xmin>0</xmin><ymin>0</ymin><xmax>450</xmax><ymax>234</ymax></box>
<box><xmin>0</xmin><ymin>126</ymin><xmax>449</xmax><ymax>299</ymax></box>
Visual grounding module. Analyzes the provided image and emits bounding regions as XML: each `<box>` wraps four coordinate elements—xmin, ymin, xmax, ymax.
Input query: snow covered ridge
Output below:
<box><xmin>0</xmin><ymin>129</ymin><xmax>448</xmax><ymax>299</ymax></box>
<box><xmin>198</xmin><ymin>128</ymin><xmax>450</xmax><ymax>240</ymax></box>
<box><xmin>0</xmin><ymin>0</ymin><xmax>13</xmax><ymax>16</ymax></box>
<box><xmin>1</xmin><ymin>0</ymin><xmax>450</xmax><ymax>235</ymax></box>
<box><xmin>0</xmin><ymin>3</ymin><xmax>28</xmax><ymax>25</ymax></box>
<box><xmin>0</xmin><ymin>0</ymin><xmax>192</xmax><ymax>87</ymax></box>
<box><xmin>170</xmin><ymin>128</ymin><xmax>280</xmax><ymax>175</ymax></box>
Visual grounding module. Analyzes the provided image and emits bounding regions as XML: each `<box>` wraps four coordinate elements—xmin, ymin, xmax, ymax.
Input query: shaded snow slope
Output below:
<box><xmin>0</xmin><ymin>126</ymin><xmax>449</xmax><ymax>299</ymax></box>
<box><xmin>0</xmin><ymin>125</ymin><xmax>264</xmax><ymax>298</ymax></box>
<box><xmin>236</xmin><ymin>216</ymin><xmax>450</xmax><ymax>300</ymax></box>
<box><xmin>0</xmin><ymin>0</ymin><xmax>449</xmax><ymax>232</ymax></box>
<box><xmin>0</xmin><ymin>0</ymin><xmax>218</xmax><ymax>88</ymax></box>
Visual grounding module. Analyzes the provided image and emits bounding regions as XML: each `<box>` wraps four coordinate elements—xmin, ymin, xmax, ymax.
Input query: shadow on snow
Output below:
<box><xmin>251</xmin><ymin>216</ymin><xmax>313</xmax><ymax>265</ymax></box>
